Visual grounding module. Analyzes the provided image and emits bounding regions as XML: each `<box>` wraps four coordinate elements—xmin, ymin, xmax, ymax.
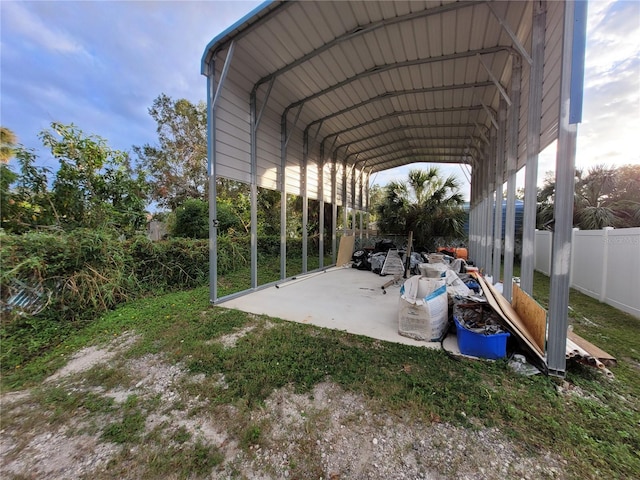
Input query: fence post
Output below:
<box><xmin>599</xmin><ymin>227</ymin><xmax>613</xmax><ymax>302</ymax></box>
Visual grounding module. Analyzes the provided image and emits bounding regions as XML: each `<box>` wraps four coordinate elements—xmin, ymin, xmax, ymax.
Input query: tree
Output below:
<box><xmin>1</xmin><ymin>127</ymin><xmax>54</xmax><ymax>233</ymax></box>
<box><xmin>375</xmin><ymin>167</ymin><xmax>466</xmax><ymax>250</ymax></box>
<box><xmin>604</xmin><ymin>164</ymin><xmax>640</xmax><ymax>227</ymax></box>
<box><xmin>1</xmin><ymin>127</ymin><xmax>17</xmax><ymax>163</ymax></box>
<box><xmin>1</xmin><ymin>123</ymin><xmax>148</xmax><ymax>235</ymax></box>
<box><xmin>134</xmin><ymin>94</ymin><xmax>207</xmax><ymax>210</ymax></box>
<box><xmin>367</xmin><ymin>184</ymin><xmax>384</xmax><ymax>225</ymax></box>
<box><xmin>537</xmin><ymin>164</ymin><xmax>640</xmax><ymax>230</ymax></box>
<box><xmin>1</xmin><ymin>127</ymin><xmax>19</xmax><ymax>229</ymax></box>
<box><xmin>40</xmin><ymin>123</ymin><xmax>149</xmax><ymax>234</ymax></box>
<box><xmin>1</xmin><ymin>146</ymin><xmax>53</xmax><ymax>233</ymax></box>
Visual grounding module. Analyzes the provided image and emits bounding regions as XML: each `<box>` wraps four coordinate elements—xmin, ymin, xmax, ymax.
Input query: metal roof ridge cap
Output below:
<box><xmin>201</xmin><ymin>0</ymin><xmax>284</xmax><ymax>75</ymax></box>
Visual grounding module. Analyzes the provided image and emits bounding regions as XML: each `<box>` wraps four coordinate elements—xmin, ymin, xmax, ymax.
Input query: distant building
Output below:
<box><xmin>462</xmin><ymin>200</ymin><xmax>524</xmax><ymax>238</ymax></box>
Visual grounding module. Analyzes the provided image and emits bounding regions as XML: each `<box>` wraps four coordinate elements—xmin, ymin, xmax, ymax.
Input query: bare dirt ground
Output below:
<box><xmin>0</xmin><ymin>332</ymin><xmax>567</xmax><ymax>480</ymax></box>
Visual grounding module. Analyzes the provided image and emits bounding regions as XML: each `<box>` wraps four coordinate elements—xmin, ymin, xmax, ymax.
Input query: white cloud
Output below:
<box><xmin>539</xmin><ymin>0</ymin><xmax>640</xmax><ymax>177</ymax></box>
<box><xmin>2</xmin><ymin>1</ymin><xmax>89</xmax><ymax>56</ymax></box>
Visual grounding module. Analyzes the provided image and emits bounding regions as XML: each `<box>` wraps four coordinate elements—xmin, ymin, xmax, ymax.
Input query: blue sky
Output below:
<box><xmin>1</xmin><ymin>0</ymin><xmax>639</xmax><ymax>200</ymax></box>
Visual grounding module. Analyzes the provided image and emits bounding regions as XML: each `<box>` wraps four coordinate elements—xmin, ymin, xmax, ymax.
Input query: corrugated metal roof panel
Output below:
<box><xmin>204</xmin><ymin>0</ymin><xmax>566</xmax><ymax>196</ymax></box>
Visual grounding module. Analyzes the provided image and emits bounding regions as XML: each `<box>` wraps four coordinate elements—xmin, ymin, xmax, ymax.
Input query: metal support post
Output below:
<box><xmin>319</xmin><ymin>158</ymin><xmax>325</xmax><ymax>268</ymax></box>
<box><xmin>302</xmin><ymin>132</ymin><xmax>309</xmax><ymax>274</ymax></box>
<box><xmin>332</xmin><ymin>157</ymin><xmax>338</xmax><ymax>263</ymax></box>
<box><xmin>521</xmin><ymin>0</ymin><xmax>546</xmax><ymax>294</ymax></box>
<box><xmin>342</xmin><ymin>160</ymin><xmax>348</xmax><ymax>234</ymax></box>
<box><xmin>206</xmin><ymin>62</ymin><xmax>218</xmax><ymax>304</ymax></box>
<box><xmin>503</xmin><ymin>56</ymin><xmax>522</xmax><ymax>301</ymax></box>
<box><xmin>548</xmin><ymin>0</ymin><xmax>587</xmax><ymax>376</ymax></box>
<box><xmin>249</xmin><ymin>93</ymin><xmax>258</xmax><ymax>289</ymax></box>
<box><xmin>492</xmin><ymin>98</ymin><xmax>507</xmax><ymax>283</ymax></box>
<box><xmin>280</xmin><ymin>112</ymin><xmax>288</xmax><ymax>280</ymax></box>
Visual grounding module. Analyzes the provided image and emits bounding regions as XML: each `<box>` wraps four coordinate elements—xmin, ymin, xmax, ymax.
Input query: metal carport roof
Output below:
<box><xmin>201</xmin><ymin>0</ymin><xmax>587</xmax><ymax>376</ymax></box>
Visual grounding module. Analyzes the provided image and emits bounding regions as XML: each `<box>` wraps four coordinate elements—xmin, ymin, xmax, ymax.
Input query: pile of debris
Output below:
<box><xmin>342</xmin><ymin>235</ymin><xmax>616</xmax><ymax>377</ymax></box>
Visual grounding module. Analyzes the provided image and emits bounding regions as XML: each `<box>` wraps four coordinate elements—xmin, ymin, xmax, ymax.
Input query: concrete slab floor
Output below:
<box><xmin>218</xmin><ymin>266</ymin><xmax>460</xmax><ymax>353</ymax></box>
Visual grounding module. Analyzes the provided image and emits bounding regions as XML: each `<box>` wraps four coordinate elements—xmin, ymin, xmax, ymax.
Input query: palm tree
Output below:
<box><xmin>376</xmin><ymin>167</ymin><xmax>466</xmax><ymax>250</ymax></box>
<box><xmin>536</xmin><ymin>165</ymin><xmax>640</xmax><ymax>230</ymax></box>
<box><xmin>1</xmin><ymin>127</ymin><xmax>17</xmax><ymax>163</ymax></box>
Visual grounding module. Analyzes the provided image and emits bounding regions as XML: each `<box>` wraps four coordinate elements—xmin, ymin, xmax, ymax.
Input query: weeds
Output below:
<box><xmin>2</xmin><ymin>262</ymin><xmax>639</xmax><ymax>479</ymax></box>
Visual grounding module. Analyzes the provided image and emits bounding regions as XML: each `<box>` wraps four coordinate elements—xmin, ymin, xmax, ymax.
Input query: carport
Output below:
<box><xmin>201</xmin><ymin>0</ymin><xmax>588</xmax><ymax>376</ymax></box>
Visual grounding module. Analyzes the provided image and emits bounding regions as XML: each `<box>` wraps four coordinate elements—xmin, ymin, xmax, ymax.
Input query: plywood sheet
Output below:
<box><xmin>336</xmin><ymin>235</ymin><xmax>355</xmax><ymax>267</ymax></box>
<box><xmin>472</xmin><ymin>273</ymin><xmax>545</xmax><ymax>361</ymax></box>
<box><xmin>512</xmin><ymin>283</ymin><xmax>547</xmax><ymax>352</ymax></box>
<box><xmin>567</xmin><ymin>330</ymin><xmax>617</xmax><ymax>367</ymax></box>
<box><xmin>483</xmin><ymin>279</ymin><xmax>545</xmax><ymax>356</ymax></box>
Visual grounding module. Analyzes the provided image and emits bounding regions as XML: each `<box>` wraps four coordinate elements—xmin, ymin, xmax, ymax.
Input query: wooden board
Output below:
<box><xmin>512</xmin><ymin>283</ymin><xmax>547</xmax><ymax>352</ymax></box>
<box><xmin>482</xmin><ymin>279</ymin><xmax>545</xmax><ymax>356</ymax></box>
<box><xmin>336</xmin><ymin>235</ymin><xmax>355</xmax><ymax>267</ymax></box>
<box><xmin>472</xmin><ymin>273</ymin><xmax>545</xmax><ymax>361</ymax></box>
<box><xmin>567</xmin><ymin>330</ymin><xmax>617</xmax><ymax>367</ymax></box>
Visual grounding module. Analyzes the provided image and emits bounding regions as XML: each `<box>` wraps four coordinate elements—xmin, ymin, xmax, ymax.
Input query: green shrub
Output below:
<box><xmin>128</xmin><ymin>236</ymin><xmax>209</xmax><ymax>288</ymax></box>
<box><xmin>0</xmin><ymin>229</ymin><xmax>296</xmax><ymax>372</ymax></box>
<box><xmin>1</xmin><ymin>230</ymin><xmax>214</xmax><ymax>371</ymax></box>
<box><xmin>172</xmin><ymin>199</ymin><xmax>208</xmax><ymax>239</ymax></box>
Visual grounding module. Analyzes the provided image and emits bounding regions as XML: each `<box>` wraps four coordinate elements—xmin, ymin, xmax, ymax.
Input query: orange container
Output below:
<box><xmin>436</xmin><ymin>247</ymin><xmax>468</xmax><ymax>261</ymax></box>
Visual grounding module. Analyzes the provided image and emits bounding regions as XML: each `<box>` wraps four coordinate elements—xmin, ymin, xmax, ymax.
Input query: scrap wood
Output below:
<box><xmin>404</xmin><ymin>231</ymin><xmax>413</xmax><ymax>278</ymax></box>
<box><xmin>567</xmin><ymin>330</ymin><xmax>617</xmax><ymax>367</ymax></box>
<box><xmin>566</xmin><ymin>337</ymin><xmax>614</xmax><ymax>378</ymax></box>
<box><xmin>472</xmin><ymin>273</ymin><xmax>545</xmax><ymax>361</ymax></box>
<box><xmin>336</xmin><ymin>235</ymin><xmax>355</xmax><ymax>267</ymax></box>
<box><xmin>512</xmin><ymin>283</ymin><xmax>547</xmax><ymax>352</ymax></box>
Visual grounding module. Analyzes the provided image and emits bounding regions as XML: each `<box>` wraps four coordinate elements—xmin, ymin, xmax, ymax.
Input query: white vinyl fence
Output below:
<box><xmin>534</xmin><ymin>227</ymin><xmax>640</xmax><ymax>318</ymax></box>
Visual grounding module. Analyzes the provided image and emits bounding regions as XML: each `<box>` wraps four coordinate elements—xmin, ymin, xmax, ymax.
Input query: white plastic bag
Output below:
<box><xmin>398</xmin><ymin>276</ymin><xmax>448</xmax><ymax>341</ymax></box>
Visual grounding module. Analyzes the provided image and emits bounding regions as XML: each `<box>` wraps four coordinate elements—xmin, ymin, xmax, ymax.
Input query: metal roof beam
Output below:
<box><xmin>473</xmin><ymin>121</ymin><xmax>490</xmax><ymax>144</ymax></box>
<box><xmin>368</xmin><ymin>153</ymin><xmax>473</xmax><ymax>172</ymax></box>
<box><xmin>322</xmin><ymin>106</ymin><xmax>493</xmax><ymax>155</ymax></box>
<box><xmin>255</xmin><ymin>75</ymin><xmax>275</xmax><ymax>130</ymax></box>
<box><xmin>354</xmin><ymin>146</ymin><xmax>476</xmax><ymax>166</ymax></box>
<box><xmin>303</xmin><ymin>81</ymin><xmax>495</xmax><ymax>137</ymax></box>
<box><xmin>284</xmin><ymin>46</ymin><xmax>513</xmax><ymax>119</ymax></box>
<box><xmin>335</xmin><ymin>123</ymin><xmax>489</xmax><ymax>154</ymax></box>
<box><xmin>284</xmin><ymin>103</ymin><xmax>303</xmax><ymax>148</ymax></box>
<box><xmin>212</xmin><ymin>41</ymin><xmax>236</xmax><ymax>110</ymax></box>
<box><xmin>481</xmin><ymin>102</ymin><xmax>499</xmax><ymax>130</ymax></box>
<box><xmin>476</xmin><ymin>53</ymin><xmax>512</xmax><ymax>106</ymax></box>
<box><xmin>346</xmin><ymin>137</ymin><xmax>481</xmax><ymax>160</ymax></box>
<box><xmin>486</xmin><ymin>1</ymin><xmax>533</xmax><ymax>66</ymax></box>
<box><xmin>252</xmin><ymin>0</ymin><xmax>481</xmax><ymax>93</ymax></box>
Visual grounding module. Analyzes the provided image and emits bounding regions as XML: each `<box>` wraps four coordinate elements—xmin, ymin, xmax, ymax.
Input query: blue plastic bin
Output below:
<box><xmin>454</xmin><ymin>316</ymin><xmax>510</xmax><ymax>360</ymax></box>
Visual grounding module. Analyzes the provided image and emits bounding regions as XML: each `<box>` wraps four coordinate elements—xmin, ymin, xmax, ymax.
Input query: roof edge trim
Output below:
<box><xmin>201</xmin><ymin>0</ymin><xmax>282</xmax><ymax>75</ymax></box>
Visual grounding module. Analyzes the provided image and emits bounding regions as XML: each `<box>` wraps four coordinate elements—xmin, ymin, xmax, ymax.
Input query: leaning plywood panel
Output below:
<box><xmin>473</xmin><ymin>274</ymin><xmax>545</xmax><ymax>361</ymax></box>
<box><xmin>483</xmin><ymin>279</ymin><xmax>545</xmax><ymax>357</ymax></box>
<box><xmin>336</xmin><ymin>235</ymin><xmax>355</xmax><ymax>267</ymax></box>
<box><xmin>512</xmin><ymin>283</ymin><xmax>547</xmax><ymax>352</ymax></box>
